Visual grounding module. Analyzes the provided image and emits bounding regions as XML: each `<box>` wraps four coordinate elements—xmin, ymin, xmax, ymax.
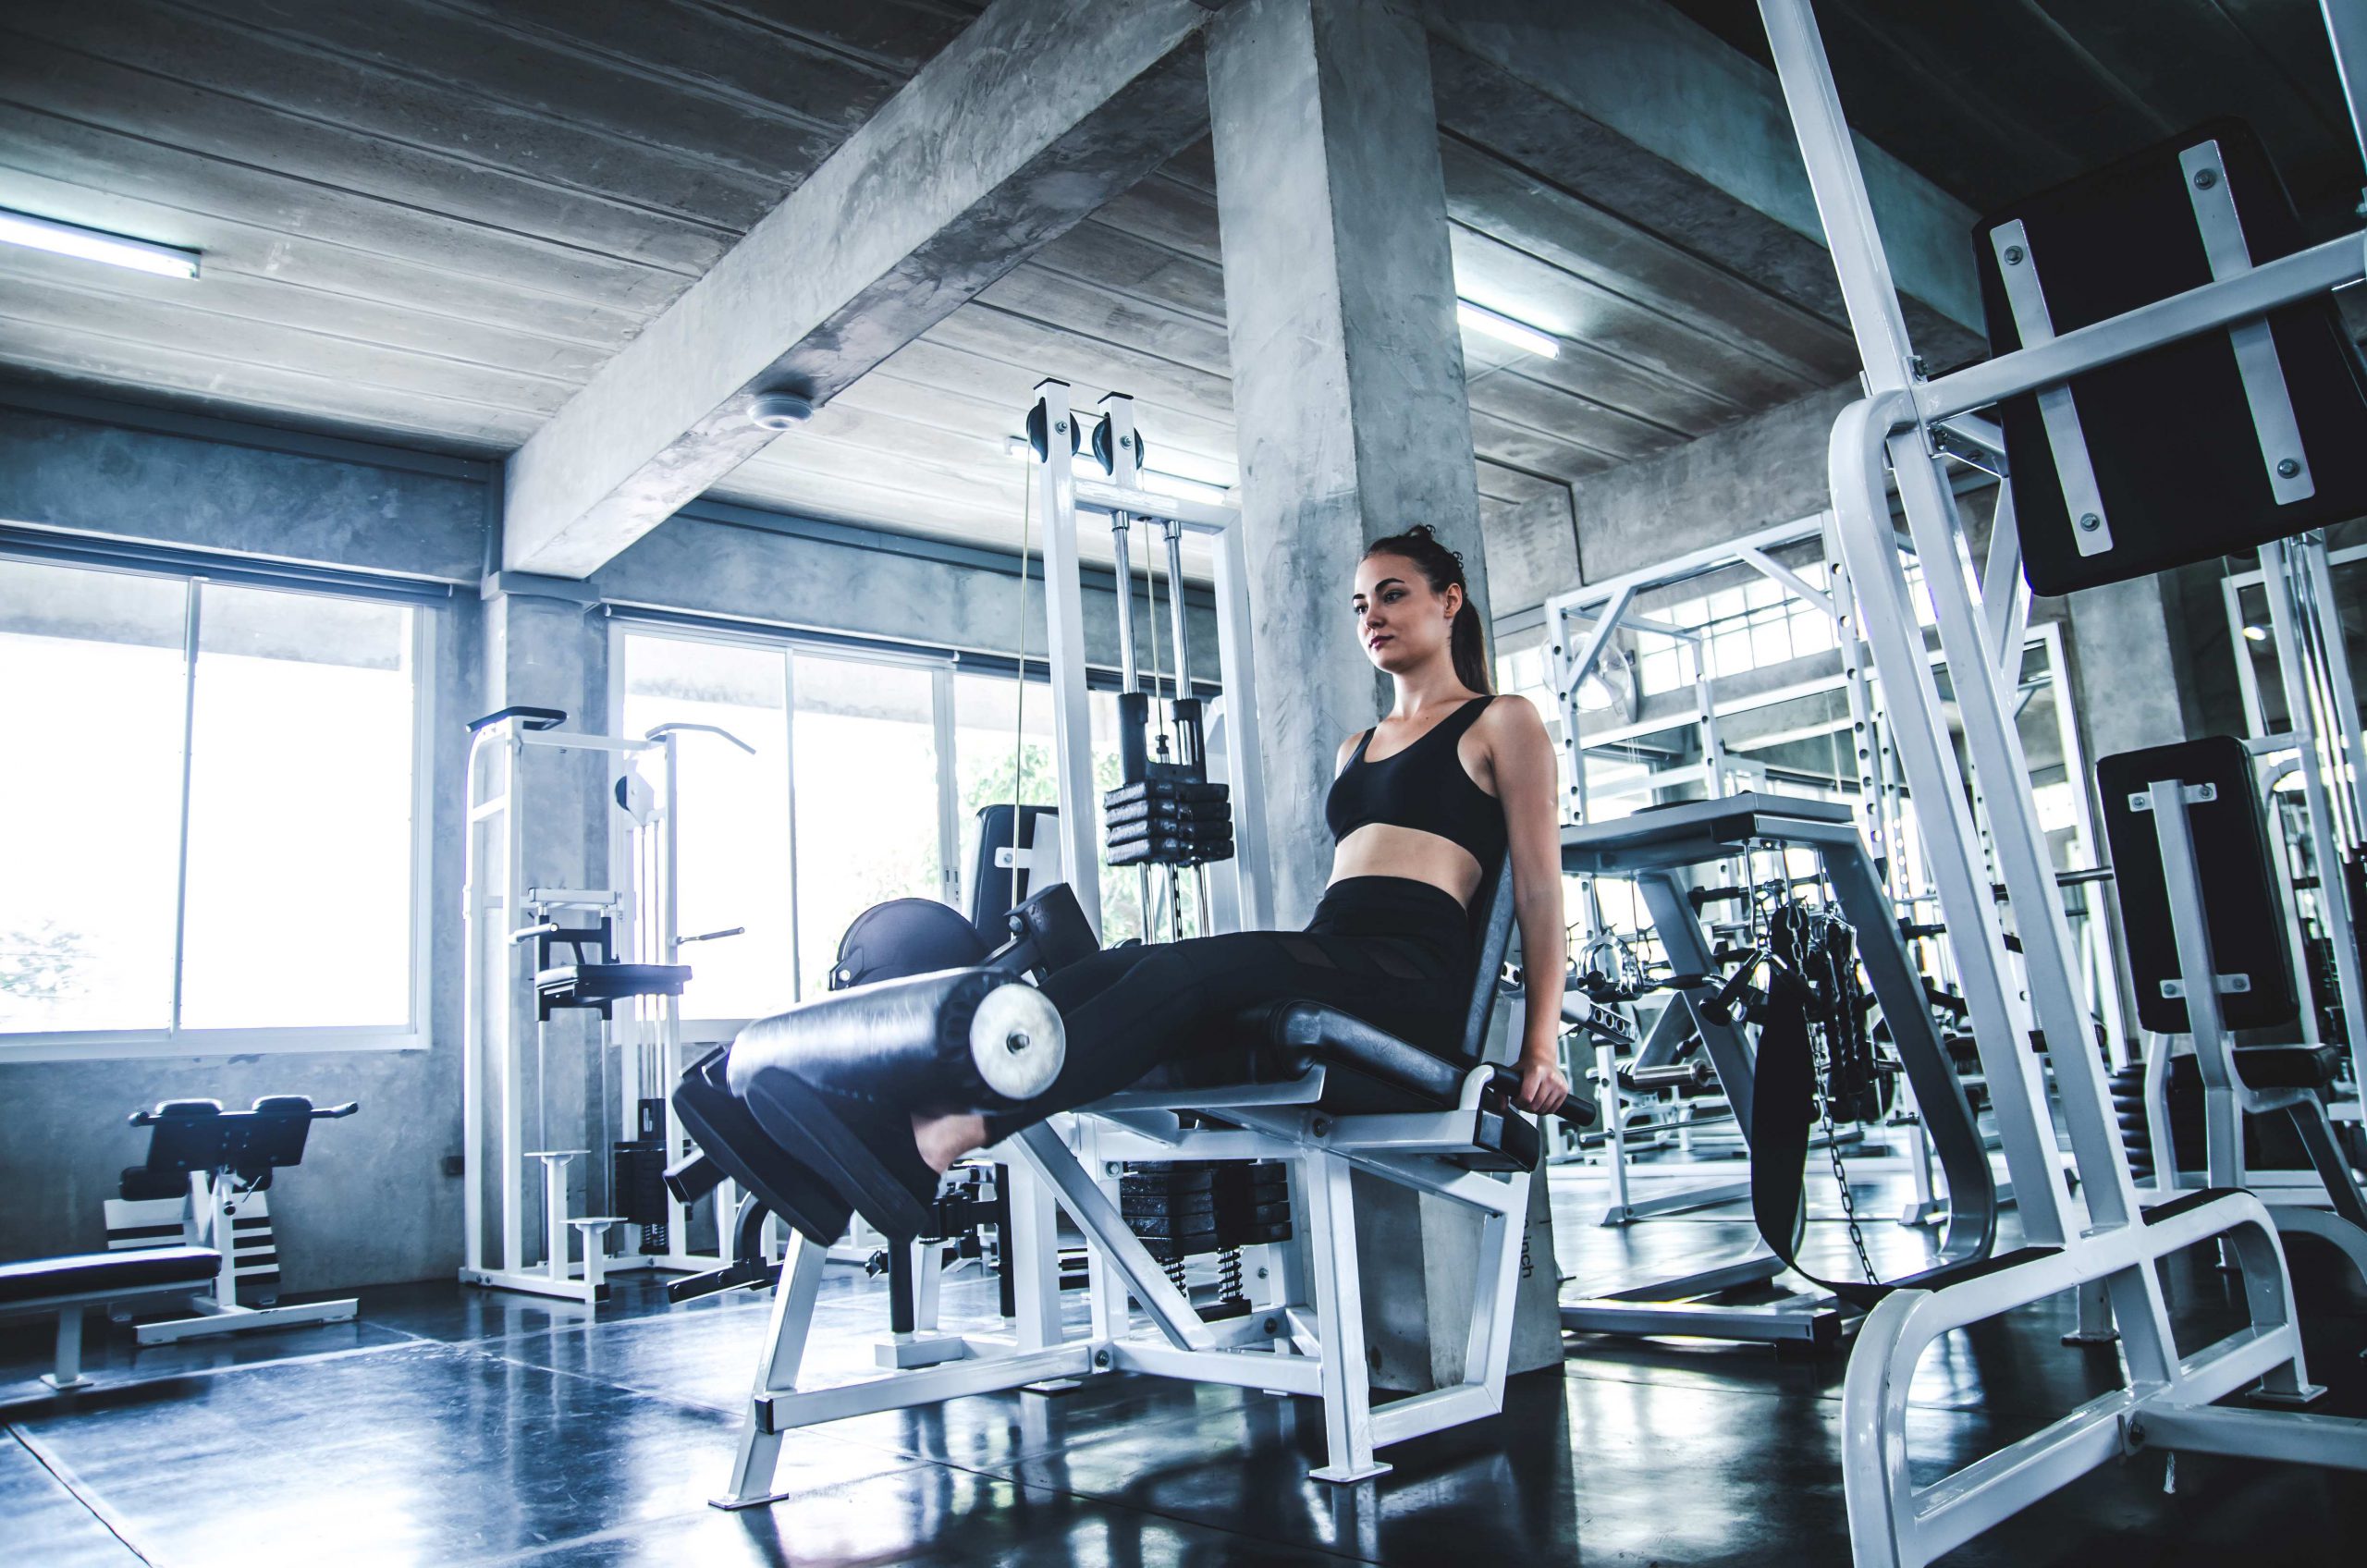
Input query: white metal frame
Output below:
<box><xmin>1758</xmin><ymin>1</ymin><xmax>2367</xmax><ymax>1561</ymax></box>
<box><xmin>713</xmin><ymin>1085</ymin><xmax>1535</xmax><ymax>1506</ymax></box>
<box><xmin>461</xmin><ymin>713</ymin><xmax>757</xmax><ymax>1305</ymax></box>
<box><xmin>127</xmin><ymin>1164</ymin><xmax>359</xmax><ymax>1345</ymax></box>
<box><xmin>0</xmin><ymin>560</ymin><xmax>437</xmax><ymax>1063</ymax></box>
<box><xmin>2219</xmin><ymin>538</ymin><xmax>2367</xmax><ymax>1078</ymax></box>
<box><xmin>2129</xmin><ymin>772</ymin><xmax>2367</xmax><ymax>1272</ymax></box>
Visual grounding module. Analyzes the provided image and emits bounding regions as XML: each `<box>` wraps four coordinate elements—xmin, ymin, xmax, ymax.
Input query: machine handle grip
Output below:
<box><xmin>1471</xmin><ymin>1060</ymin><xmax>1597</xmax><ymax>1125</ymax></box>
<box><xmin>680</xmin><ymin>926</ymin><xmax>745</xmax><ymax>945</ymax></box>
<box><xmin>468</xmin><ymin>705</ymin><xmax>567</xmax><ymax>734</ymax></box>
<box><xmin>643</xmin><ymin>721</ymin><xmax>756</xmax><ymax>754</ymax></box>
<box><xmin>313</xmin><ymin>1102</ymin><xmax>360</xmax><ymax>1119</ymax></box>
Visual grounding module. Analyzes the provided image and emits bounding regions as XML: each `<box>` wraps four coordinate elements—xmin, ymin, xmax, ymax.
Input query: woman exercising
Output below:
<box><xmin>751</xmin><ymin>524</ymin><xmax>1572</xmax><ymax>1240</ymax></box>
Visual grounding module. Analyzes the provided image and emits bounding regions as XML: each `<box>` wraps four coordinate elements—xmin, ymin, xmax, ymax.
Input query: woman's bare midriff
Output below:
<box><xmin>1328</xmin><ymin>822</ymin><xmax>1482</xmax><ymax>906</ymax></box>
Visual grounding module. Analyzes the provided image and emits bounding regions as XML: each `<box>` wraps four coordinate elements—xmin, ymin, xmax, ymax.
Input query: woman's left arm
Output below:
<box><xmin>1488</xmin><ymin>698</ymin><xmax>1572</xmax><ymax>1116</ymax></box>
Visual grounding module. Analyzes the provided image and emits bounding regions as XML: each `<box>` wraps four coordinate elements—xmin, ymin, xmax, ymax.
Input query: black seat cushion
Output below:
<box><xmin>0</xmin><ymin>1245</ymin><xmax>219</xmax><ymax>1307</ymax></box>
<box><xmin>2232</xmin><ymin>1045</ymin><xmax>2340</xmax><ymax>1091</ymax></box>
<box><xmin>2098</xmin><ymin>737</ymin><xmax>2299</xmax><ymax>1035</ymax></box>
<box><xmin>1118</xmin><ymin>1001</ymin><xmax>1538</xmax><ymax>1170</ymax></box>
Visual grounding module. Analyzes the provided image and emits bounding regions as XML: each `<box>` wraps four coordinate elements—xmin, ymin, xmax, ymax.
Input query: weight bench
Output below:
<box><xmin>2098</xmin><ymin>736</ymin><xmax>2367</xmax><ymax>1276</ymax></box>
<box><xmin>111</xmin><ymin>1096</ymin><xmax>362</xmax><ymax>1343</ymax></box>
<box><xmin>0</xmin><ymin>1246</ymin><xmax>221</xmax><ymax>1390</ymax></box>
<box><xmin>702</xmin><ymin>851</ymin><xmax>1572</xmax><ymax>1506</ymax></box>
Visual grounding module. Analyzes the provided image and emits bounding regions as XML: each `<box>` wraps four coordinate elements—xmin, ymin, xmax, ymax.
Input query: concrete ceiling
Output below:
<box><xmin>0</xmin><ymin>0</ymin><xmax>2355</xmax><ymax>568</ymax></box>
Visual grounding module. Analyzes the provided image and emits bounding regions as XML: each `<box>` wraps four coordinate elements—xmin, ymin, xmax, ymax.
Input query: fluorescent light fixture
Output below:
<box><xmin>0</xmin><ymin>208</ymin><xmax>199</xmax><ymax>278</ymax></box>
<box><xmin>2243</xmin><ymin>624</ymin><xmax>2269</xmax><ymax>643</ymax></box>
<box><xmin>1456</xmin><ymin>299</ymin><xmax>1559</xmax><ymax>358</ymax></box>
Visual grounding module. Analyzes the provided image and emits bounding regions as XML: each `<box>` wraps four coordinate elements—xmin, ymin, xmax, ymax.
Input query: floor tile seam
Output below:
<box><xmin>0</xmin><ymin>1332</ymin><xmax>445</xmax><ymax>1405</ymax></box>
<box><xmin>408</xmin><ymin>1454</ymin><xmax>955</xmax><ymax>1568</ymax></box>
<box><xmin>459</xmin><ymin>1339</ymin><xmax>761</xmax><ymax>1424</ymax></box>
<box><xmin>433</xmin><ymin>1294</ymin><xmax>858</xmax><ymax>1354</ymax></box>
<box><xmin>6</xmin><ymin>1425</ymin><xmax>157</xmax><ymax>1565</ymax></box>
<box><xmin>455</xmin><ymin>1340</ymin><xmax>1261</xmax><ymax>1474</ymax></box>
<box><xmin>454</xmin><ymin>1336</ymin><xmax>975</xmax><ymax>1470</ymax></box>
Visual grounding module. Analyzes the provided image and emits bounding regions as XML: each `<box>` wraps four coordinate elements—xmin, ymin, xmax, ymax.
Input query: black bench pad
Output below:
<box><xmin>1119</xmin><ymin>1000</ymin><xmax>1539</xmax><ymax>1170</ymax></box>
<box><xmin>0</xmin><ymin>1246</ymin><xmax>219</xmax><ymax>1308</ymax></box>
<box><xmin>2232</xmin><ymin>1045</ymin><xmax>2341</xmax><ymax>1091</ymax></box>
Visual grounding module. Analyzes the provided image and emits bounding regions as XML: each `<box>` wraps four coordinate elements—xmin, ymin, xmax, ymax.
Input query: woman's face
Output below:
<box><xmin>1352</xmin><ymin>552</ymin><xmax>1460</xmax><ymax>675</ymax></box>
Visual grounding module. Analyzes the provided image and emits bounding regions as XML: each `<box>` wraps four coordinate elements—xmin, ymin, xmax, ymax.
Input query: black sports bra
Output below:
<box><xmin>1324</xmin><ymin>696</ymin><xmax>1506</xmax><ymax>870</ymax></box>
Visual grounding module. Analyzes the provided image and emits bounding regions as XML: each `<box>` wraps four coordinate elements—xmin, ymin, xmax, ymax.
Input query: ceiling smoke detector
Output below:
<box><xmin>748</xmin><ymin>391</ymin><xmax>816</xmax><ymax>430</ymax></box>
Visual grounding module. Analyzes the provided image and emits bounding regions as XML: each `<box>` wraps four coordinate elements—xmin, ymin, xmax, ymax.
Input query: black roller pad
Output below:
<box><xmin>671</xmin><ymin>1050</ymin><xmax>852</xmax><ymax>1245</ymax></box>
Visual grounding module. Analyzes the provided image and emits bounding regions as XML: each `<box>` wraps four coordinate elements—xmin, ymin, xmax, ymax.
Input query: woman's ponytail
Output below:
<box><xmin>1364</xmin><ymin>523</ymin><xmax>1493</xmax><ymax>695</ymax></box>
<box><xmin>1449</xmin><ymin>594</ymin><xmax>1492</xmax><ymax>696</ymax></box>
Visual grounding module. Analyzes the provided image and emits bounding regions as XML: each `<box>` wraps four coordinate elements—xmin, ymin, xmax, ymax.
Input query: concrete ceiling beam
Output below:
<box><xmin>500</xmin><ymin>0</ymin><xmax>1216</xmax><ymax>578</ymax></box>
<box><xmin>1417</xmin><ymin>0</ymin><xmax>1983</xmax><ymax>343</ymax></box>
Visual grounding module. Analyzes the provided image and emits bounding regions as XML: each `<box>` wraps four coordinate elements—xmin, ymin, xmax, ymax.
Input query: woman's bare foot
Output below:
<box><xmin>911</xmin><ymin>1111</ymin><xmax>990</xmax><ymax>1174</ymax></box>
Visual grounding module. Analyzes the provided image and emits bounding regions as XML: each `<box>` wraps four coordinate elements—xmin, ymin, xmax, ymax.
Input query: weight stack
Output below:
<box><xmin>1104</xmin><ymin>779</ymin><xmax>1234</xmax><ymax>868</ymax></box>
<box><xmin>613</xmin><ymin>1097</ymin><xmax>672</xmax><ymax>1252</ymax></box>
<box><xmin>1117</xmin><ymin>1160</ymin><xmax>1293</xmax><ymax>1260</ymax></box>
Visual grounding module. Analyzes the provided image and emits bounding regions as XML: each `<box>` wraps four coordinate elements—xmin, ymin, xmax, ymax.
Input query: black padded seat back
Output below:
<box><xmin>1455</xmin><ymin>850</ymin><xmax>1518</xmax><ymax>1063</ymax></box>
<box><xmin>140</xmin><ymin>1099</ymin><xmax>224</xmax><ymax>1180</ymax></box>
<box><xmin>969</xmin><ymin>803</ymin><xmax>1059</xmax><ymax>937</ymax></box>
<box><xmin>1973</xmin><ymin>118</ymin><xmax>2367</xmax><ymax>595</ymax></box>
<box><xmin>2097</xmin><ymin>736</ymin><xmax>2299</xmax><ymax>1034</ymax></box>
<box><xmin>229</xmin><ymin>1096</ymin><xmax>318</xmax><ymax>1180</ymax></box>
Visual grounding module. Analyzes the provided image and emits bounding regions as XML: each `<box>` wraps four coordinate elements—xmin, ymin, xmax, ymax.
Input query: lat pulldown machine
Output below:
<box><xmin>1757</xmin><ymin>0</ymin><xmax>2367</xmax><ymax>1560</ymax></box>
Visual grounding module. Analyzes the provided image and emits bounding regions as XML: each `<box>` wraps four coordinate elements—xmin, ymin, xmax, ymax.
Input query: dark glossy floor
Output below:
<box><xmin>5</xmin><ymin>1158</ymin><xmax>2362</xmax><ymax>1568</ymax></box>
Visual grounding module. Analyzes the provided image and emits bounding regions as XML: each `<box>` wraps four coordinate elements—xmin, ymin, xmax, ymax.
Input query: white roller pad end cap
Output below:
<box><xmin>969</xmin><ymin>982</ymin><xmax>1065</xmax><ymax>1102</ymax></box>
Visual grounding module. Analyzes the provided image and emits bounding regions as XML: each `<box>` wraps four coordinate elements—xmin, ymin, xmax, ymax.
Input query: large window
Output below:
<box><xmin>617</xmin><ymin>632</ymin><xmax>795</xmax><ymax>1024</ymax></box>
<box><xmin>617</xmin><ymin>627</ymin><xmax>1183</xmax><ymax>1024</ymax></box>
<box><xmin>0</xmin><ymin>557</ymin><xmax>427</xmax><ymax>1049</ymax></box>
<box><xmin>791</xmin><ymin>655</ymin><xmax>947</xmax><ymax>998</ymax></box>
<box><xmin>618</xmin><ymin>630</ymin><xmax>957</xmax><ymax>1019</ymax></box>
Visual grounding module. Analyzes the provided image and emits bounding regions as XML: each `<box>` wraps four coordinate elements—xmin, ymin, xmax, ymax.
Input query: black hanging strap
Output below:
<box><xmin>1748</xmin><ymin>964</ymin><xmax>1984</xmax><ymax>1308</ymax></box>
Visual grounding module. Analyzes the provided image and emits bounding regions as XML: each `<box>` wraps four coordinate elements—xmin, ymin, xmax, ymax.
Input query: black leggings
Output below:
<box><xmin>984</xmin><ymin>876</ymin><xmax>1473</xmax><ymax>1143</ymax></box>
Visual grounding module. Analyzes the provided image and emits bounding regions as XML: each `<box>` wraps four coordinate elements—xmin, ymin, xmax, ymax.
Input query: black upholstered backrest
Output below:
<box><xmin>1456</xmin><ymin>851</ymin><xmax>1518</xmax><ymax>1061</ymax></box>
<box><xmin>2096</xmin><ymin>736</ymin><xmax>2298</xmax><ymax>1035</ymax></box>
<box><xmin>1973</xmin><ymin>118</ymin><xmax>2367</xmax><ymax>595</ymax></box>
<box><xmin>968</xmin><ymin>803</ymin><xmax>1059</xmax><ymax>937</ymax></box>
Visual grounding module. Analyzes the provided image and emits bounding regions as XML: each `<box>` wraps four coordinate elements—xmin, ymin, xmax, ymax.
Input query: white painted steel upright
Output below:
<box><xmin>460</xmin><ymin>711</ymin><xmax>748</xmax><ymax>1305</ymax></box>
<box><xmin>1756</xmin><ymin>1</ymin><xmax>2367</xmax><ymax>1562</ymax></box>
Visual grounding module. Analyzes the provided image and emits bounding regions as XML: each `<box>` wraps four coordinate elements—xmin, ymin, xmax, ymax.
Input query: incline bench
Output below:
<box><xmin>0</xmin><ymin>1245</ymin><xmax>221</xmax><ymax>1391</ymax></box>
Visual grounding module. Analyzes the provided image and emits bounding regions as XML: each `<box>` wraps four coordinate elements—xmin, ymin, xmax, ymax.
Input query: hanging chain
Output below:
<box><xmin>1804</xmin><ymin>909</ymin><xmax>1880</xmax><ymax>1285</ymax></box>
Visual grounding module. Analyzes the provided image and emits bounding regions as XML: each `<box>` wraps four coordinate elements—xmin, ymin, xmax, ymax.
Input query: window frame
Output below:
<box><xmin>0</xmin><ymin>554</ymin><xmax>436</xmax><ymax>1062</ymax></box>
<box><xmin>607</xmin><ymin>617</ymin><xmax>963</xmax><ymax>1031</ymax></box>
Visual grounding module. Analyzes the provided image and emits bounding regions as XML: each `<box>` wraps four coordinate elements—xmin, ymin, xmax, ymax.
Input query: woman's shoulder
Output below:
<box><xmin>1471</xmin><ymin>692</ymin><xmax>1546</xmax><ymax>740</ymax></box>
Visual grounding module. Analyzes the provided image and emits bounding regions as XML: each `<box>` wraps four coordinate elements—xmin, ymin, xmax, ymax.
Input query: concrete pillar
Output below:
<box><xmin>1210</xmin><ymin>0</ymin><xmax>1489</xmax><ymax>926</ymax></box>
<box><xmin>477</xmin><ymin>577</ymin><xmax>611</xmax><ymax>1264</ymax></box>
<box><xmin>2063</xmin><ymin>575</ymin><xmax>2198</xmax><ymax>1042</ymax></box>
<box><xmin>1208</xmin><ymin>0</ymin><xmax>1559</xmax><ymax>1392</ymax></box>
